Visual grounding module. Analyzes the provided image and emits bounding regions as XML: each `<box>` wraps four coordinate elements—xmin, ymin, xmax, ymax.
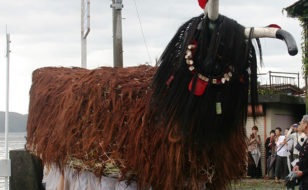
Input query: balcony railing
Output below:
<box><xmin>257</xmin><ymin>71</ymin><xmax>304</xmax><ymax>96</ymax></box>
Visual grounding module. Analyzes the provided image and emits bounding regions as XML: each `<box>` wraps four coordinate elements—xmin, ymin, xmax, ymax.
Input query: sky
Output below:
<box><xmin>0</xmin><ymin>0</ymin><xmax>303</xmax><ymax>114</ymax></box>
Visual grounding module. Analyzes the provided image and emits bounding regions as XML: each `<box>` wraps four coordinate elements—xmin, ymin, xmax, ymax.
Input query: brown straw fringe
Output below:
<box><xmin>27</xmin><ymin>65</ymin><xmax>247</xmax><ymax>190</ymax></box>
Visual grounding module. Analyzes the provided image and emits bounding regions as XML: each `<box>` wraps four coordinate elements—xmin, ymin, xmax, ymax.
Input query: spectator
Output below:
<box><xmin>275</xmin><ymin>128</ymin><xmax>293</xmax><ymax>183</ymax></box>
<box><xmin>265</xmin><ymin>130</ymin><xmax>275</xmax><ymax>179</ymax></box>
<box><xmin>247</xmin><ymin>126</ymin><xmax>262</xmax><ymax>178</ymax></box>
<box><xmin>293</xmin><ymin>115</ymin><xmax>308</xmax><ymax>189</ymax></box>
<box><xmin>286</xmin><ymin>123</ymin><xmax>307</xmax><ymax>162</ymax></box>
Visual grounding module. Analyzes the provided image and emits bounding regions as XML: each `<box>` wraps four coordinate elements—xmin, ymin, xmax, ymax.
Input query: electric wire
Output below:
<box><xmin>132</xmin><ymin>0</ymin><xmax>152</xmax><ymax>64</ymax></box>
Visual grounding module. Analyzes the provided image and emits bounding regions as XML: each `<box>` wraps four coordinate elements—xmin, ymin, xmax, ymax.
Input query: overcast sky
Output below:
<box><xmin>0</xmin><ymin>0</ymin><xmax>303</xmax><ymax>114</ymax></box>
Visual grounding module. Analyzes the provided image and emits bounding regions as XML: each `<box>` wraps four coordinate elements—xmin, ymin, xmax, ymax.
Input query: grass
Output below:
<box><xmin>231</xmin><ymin>178</ymin><xmax>299</xmax><ymax>190</ymax></box>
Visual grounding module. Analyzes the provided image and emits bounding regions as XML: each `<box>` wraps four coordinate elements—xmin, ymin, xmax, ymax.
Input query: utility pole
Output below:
<box><xmin>81</xmin><ymin>0</ymin><xmax>90</xmax><ymax>68</ymax></box>
<box><xmin>0</xmin><ymin>29</ymin><xmax>11</xmax><ymax>190</ymax></box>
<box><xmin>111</xmin><ymin>0</ymin><xmax>124</xmax><ymax>68</ymax></box>
<box><xmin>4</xmin><ymin>31</ymin><xmax>10</xmax><ymax>190</ymax></box>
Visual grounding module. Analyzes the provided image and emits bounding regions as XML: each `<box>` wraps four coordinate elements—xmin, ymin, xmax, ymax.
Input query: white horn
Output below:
<box><xmin>244</xmin><ymin>27</ymin><xmax>278</xmax><ymax>39</ymax></box>
<box><xmin>207</xmin><ymin>0</ymin><xmax>219</xmax><ymax>21</ymax></box>
<box><xmin>245</xmin><ymin>27</ymin><xmax>298</xmax><ymax>56</ymax></box>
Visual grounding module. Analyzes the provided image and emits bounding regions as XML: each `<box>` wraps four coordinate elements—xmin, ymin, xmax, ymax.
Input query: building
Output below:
<box><xmin>246</xmin><ymin>72</ymin><xmax>305</xmax><ymax>176</ymax></box>
<box><xmin>285</xmin><ymin>0</ymin><xmax>308</xmax><ymax>113</ymax></box>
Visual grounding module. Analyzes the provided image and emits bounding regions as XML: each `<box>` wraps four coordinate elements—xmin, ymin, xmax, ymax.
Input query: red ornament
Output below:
<box><xmin>189</xmin><ymin>77</ymin><xmax>208</xmax><ymax>96</ymax></box>
<box><xmin>198</xmin><ymin>0</ymin><xmax>208</xmax><ymax>9</ymax></box>
<box><xmin>239</xmin><ymin>77</ymin><xmax>245</xmax><ymax>83</ymax></box>
<box><xmin>267</xmin><ymin>24</ymin><xmax>281</xmax><ymax>29</ymax></box>
<box><xmin>191</xmin><ymin>40</ymin><xmax>198</xmax><ymax>55</ymax></box>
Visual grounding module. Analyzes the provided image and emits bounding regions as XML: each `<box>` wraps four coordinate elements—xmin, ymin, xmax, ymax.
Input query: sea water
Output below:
<box><xmin>0</xmin><ymin>132</ymin><xmax>27</xmax><ymax>189</ymax></box>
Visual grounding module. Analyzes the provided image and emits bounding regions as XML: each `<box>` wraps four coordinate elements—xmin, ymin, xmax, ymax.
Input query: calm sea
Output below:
<box><xmin>0</xmin><ymin>132</ymin><xmax>27</xmax><ymax>190</ymax></box>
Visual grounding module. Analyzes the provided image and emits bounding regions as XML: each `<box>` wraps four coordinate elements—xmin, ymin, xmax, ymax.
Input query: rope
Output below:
<box><xmin>132</xmin><ymin>0</ymin><xmax>152</xmax><ymax>64</ymax></box>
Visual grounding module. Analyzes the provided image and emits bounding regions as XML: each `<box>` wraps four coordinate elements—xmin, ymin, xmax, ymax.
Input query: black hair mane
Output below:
<box><xmin>151</xmin><ymin>14</ymin><xmax>261</xmax><ymax>146</ymax></box>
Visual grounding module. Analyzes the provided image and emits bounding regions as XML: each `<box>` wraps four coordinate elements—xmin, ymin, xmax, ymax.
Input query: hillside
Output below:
<box><xmin>0</xmin><ymin>112</ymin><xmax>28</xmax><ymax>132</ymax></box>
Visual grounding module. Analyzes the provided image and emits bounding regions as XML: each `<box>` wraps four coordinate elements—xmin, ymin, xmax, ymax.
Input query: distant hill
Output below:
<box><xmin>0</xmin><ymin>112</ymin><xmax>28</xmax><ymax>132</ymax></box>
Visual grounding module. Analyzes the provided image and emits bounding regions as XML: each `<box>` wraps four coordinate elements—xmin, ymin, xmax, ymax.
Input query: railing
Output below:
<box><xmin>258</xmin><ymin>71</ymin><xmax>300</xmax><ymax>88</ymax></box>
<box><xmin>257</xmin><ymin>71</ymin><xmax>303</xmax><ymax>95</ymax></box>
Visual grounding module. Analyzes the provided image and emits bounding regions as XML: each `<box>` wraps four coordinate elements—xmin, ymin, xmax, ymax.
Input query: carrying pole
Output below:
<box><xmin>111</xmin><ymin>0</ymin><xmax>124</xmax><ymax>68</ymax></box>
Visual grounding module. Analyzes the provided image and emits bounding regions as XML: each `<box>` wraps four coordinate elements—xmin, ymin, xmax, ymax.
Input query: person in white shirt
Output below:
<box><xmin>275</xmin><ymin>128</ymin><xmax>293</xmax><ymax>183</ymax></box>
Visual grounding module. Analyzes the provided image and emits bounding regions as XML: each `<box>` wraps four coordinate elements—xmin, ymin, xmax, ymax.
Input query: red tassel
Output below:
<box><xmin>189</xmin><ymin>77</ymin><xmax>208</xmax><ymax>96</ymax></box>
<box><xmin>166</xmin><ymin>75</ymin><xmax>174</xmax><ymax>86</ymax></box>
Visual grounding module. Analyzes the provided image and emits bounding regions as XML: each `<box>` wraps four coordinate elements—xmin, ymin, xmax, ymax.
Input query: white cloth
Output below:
<box><xmin>44</xmin><ymin>164</ymin><xmax>150</xmax><ymax>190</ymax></box>
<box><xmin>250</xmin><ymin>148</ymin><xmax>261</xmax><ymax>166</ymax></box>
<box><xmin>42</xmin><ymin>165</ymin><xmax>49</xmax><ymax>184</ymax></box>
<box><xmin>276</xmin><ymin>135</ymin><xmax>293</xmax><ymax>157</ymax></box>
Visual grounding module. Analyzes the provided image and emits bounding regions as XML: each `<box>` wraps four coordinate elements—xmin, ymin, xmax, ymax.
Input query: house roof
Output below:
<box><xmin>259</xmin><ymin>84</ymin><xmax>305</xmax><ymax>95</ymax></box>
<box><xmin>285</xmin><ymin>0</ymin><xmax>308</xmax><ymax>18</ymax></box>
<box><xmin>252</xmin><ymin>94</ymin><xmax>305</xmax><ymax>105</ymax></box>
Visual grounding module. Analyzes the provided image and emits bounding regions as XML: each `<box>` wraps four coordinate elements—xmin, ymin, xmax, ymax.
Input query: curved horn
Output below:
<box><xmin>244</xmin><ymin>27</ymin><xmax>298</xmax><ymax>56</ymax></box>
<box><xmin>204</xmin><ymin>0</ymin><xmax>219</xmax><ymax>21</ymax></box>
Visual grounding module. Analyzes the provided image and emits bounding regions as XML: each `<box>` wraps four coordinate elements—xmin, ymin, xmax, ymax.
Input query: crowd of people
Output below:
<box><xmin>247</xmin><ymin>115</ymin><xmax>308</xmax><ymax>189</ymax></box>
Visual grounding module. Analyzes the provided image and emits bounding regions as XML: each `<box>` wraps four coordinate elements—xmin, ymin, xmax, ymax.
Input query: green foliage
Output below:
<box><xmin>257</xmin><ymin>87</ymin><xmax>281</xmax><ymax>95</ymax></box>
<box><xmin>299</xmin><ymin>16</ymin><xmax>308</xmax><ymax>76</ymax></box>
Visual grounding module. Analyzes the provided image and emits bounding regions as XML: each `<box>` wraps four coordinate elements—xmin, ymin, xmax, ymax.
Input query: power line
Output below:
<box><xmin>132</xmin><ymin>0</ymin><xmax>152</xmax><ymax>64</ymax></box>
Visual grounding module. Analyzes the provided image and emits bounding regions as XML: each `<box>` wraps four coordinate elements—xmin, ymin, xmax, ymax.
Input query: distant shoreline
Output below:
<box><xmin>0</xmin><ymin>112</ymin><xmax>28</xmax><ymax>133</ymax></box>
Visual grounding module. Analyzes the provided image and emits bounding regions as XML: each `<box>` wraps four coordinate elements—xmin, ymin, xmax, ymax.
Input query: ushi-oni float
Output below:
<box><xmin>26</xmin><ymin>0</ymin><xmax>298</xmax><ymax>189</ymax></box>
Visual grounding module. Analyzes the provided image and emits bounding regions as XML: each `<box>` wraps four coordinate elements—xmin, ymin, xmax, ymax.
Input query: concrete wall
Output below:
<box><xmin>265</xmin><ymin>103</ymin><xmax>304</xmax><ymax>132</ymax></box>
<box><xmin>9</xmin><ymin>149</ymin><xmax>44</xmax><ymax>190</ymax></box>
